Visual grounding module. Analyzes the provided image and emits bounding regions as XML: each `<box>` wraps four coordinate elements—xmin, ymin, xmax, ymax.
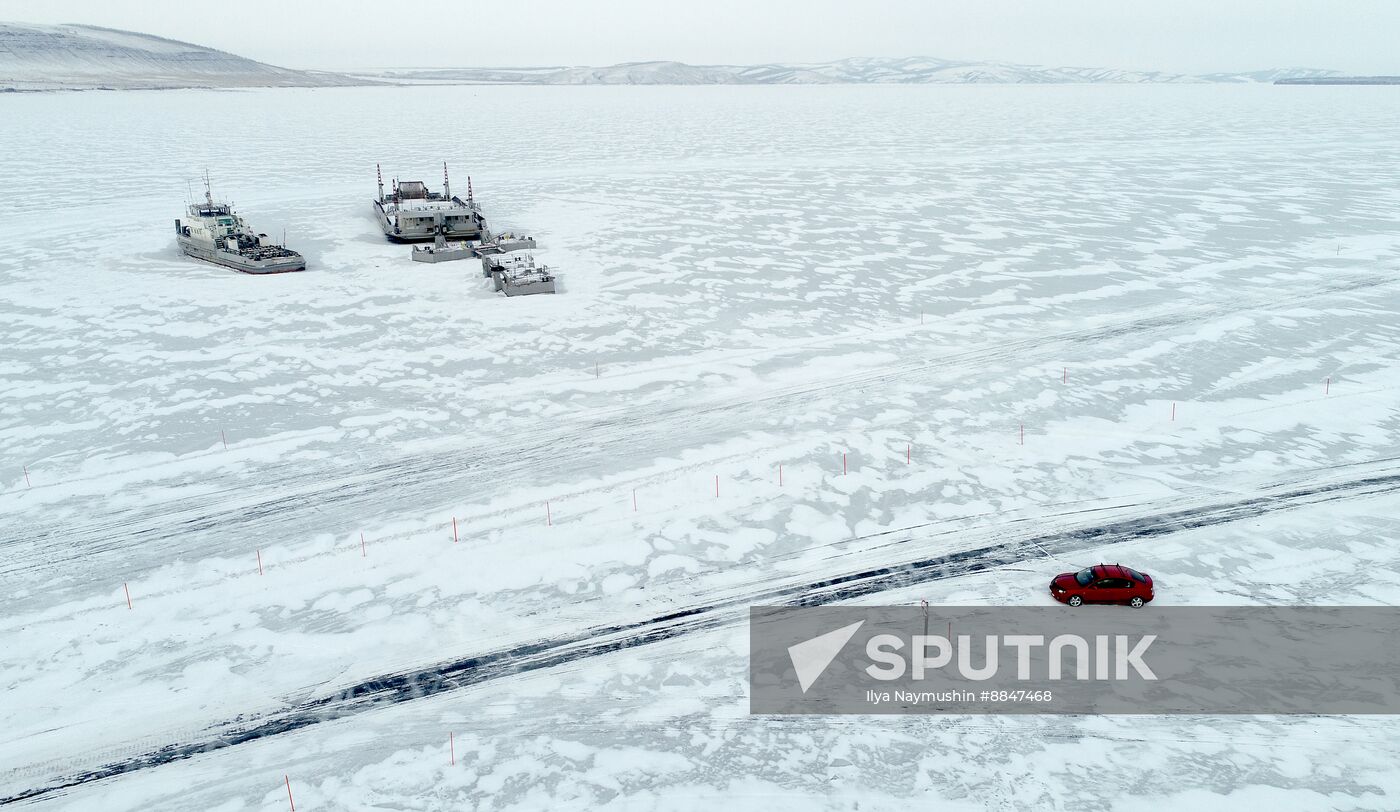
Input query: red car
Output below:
<box><xmin>1050</xmin><ymin>564</ymin><xmax>1154</xmax><ymax>607</ymax></box>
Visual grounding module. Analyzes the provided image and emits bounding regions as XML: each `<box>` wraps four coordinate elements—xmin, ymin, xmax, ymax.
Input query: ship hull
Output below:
<box><xmin>177</xmin><ymin>237</ymin><xmax>305</xmax><ymax>274</ymax></box>
<box><xmin>411</xmin><ymin>246</ymin><xmax>474</xmax><ymax>263</ymax></box>
<box><xmin>373</xmin><ymin>200</ymin><xmax>487</xmax><ymax>243</ymax></box>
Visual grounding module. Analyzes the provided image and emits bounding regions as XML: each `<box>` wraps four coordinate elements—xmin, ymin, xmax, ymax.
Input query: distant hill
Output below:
<box><xmin>1275</xmin><ymin>76</ymin><xmax>1400</xmax><ymax>85</ymax></box>
<box><xmin>0</xmin><ymin>25</ymin><xmax>1354</xmax><ymax>92</ymax></box>
<box><xmin>1201</xmin><ymin>68</ymin><xmax>1345</xmax><ymax>84</ymax></box>
<box><xmin>371</xmin><ymin>58</ymin><xmax>1346</xmax><ymax>86</ymax></box>
<box><xmin>0</xmin><ymin>23</ymin><xmax>372</xmax><ymax>91</ymax></box>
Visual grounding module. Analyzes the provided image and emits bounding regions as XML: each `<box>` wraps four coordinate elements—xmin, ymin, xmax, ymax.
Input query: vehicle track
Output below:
<box><xmin>4</xmin><ymin>465</ymin><xmax>1396</xmax><ymax>805</ymax></box>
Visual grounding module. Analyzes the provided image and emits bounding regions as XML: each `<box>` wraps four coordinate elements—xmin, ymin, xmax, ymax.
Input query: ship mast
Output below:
<box><xmin>467</xmin><ymin>176</ymin><xmax>473</xmax><ymax>204</ymax></box>
<box><xmin>443</xmin><ymin>162</ymin><xmax>451</xmax><ymax>199</ymax></box>
<box><xmin>376</xmin><ymin>163</ymin><xmax>384</xmax><ymax>201</ymax></box>
<box><xmin>203</xmin><ymin>169</ymin><xmax>213</xmax><ymax>208</ymax></box>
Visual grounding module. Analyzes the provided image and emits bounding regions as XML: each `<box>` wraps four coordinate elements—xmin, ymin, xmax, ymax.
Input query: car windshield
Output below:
<box><xmin>1125</xmin><ymin>568</ymin><xmax>1147</xmax><ymax>583</ymax></box>
<box><xmin>1074</xmin><ymin>568</ymin><xmax>1094</xmax><ymax>586</ymax></box>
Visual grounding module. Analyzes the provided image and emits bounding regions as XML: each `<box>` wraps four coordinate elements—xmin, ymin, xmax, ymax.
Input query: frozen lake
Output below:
<box><xmin>2</xmin><ymin>84</ymin><xmax>1399</xmax><ymax>809</ymax></box>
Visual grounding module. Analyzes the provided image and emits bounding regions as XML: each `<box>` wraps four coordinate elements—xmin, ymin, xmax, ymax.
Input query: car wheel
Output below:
<box><xmin>1130</xmin><ymin>597</ymin><xmax>1144</xmax><ymax>608</ymax></box>
<box><xmin>1067</xmin><ymin>595</ymin><xmax>1083</xmax><ymax>607</ymax></box>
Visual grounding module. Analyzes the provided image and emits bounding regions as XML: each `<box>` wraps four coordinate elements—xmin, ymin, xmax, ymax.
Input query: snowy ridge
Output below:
<box><xmin>373</xmin><ymin>56</ymin><xmax>1343</xmax><ymax>85</ymax></box>
<box><xmin>0</xmin><ymin>22</ymin><xmax>369</xmax><ymax>91</ymax></box>
<box><xmin>0</xmin><ymin>22</ymin><xmax>1344</xmax><ymax>90</ymax></box>
<box><xmin>1200</xmin><ymin>67</ymin><xmax>1349</xmax><ymax>84</ymax></box>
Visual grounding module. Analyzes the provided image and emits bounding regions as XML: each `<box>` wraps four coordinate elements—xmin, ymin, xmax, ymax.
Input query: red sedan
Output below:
<box><xmin>1050</xmin><ymin>564</ymin><xmax>1154</xmax><ymax>607</ymax></box>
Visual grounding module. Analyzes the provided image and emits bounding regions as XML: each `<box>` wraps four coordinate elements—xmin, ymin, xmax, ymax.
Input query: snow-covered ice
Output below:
<box><xmin>1</xmin><ymin>84</ymin><xmax>1399</xmax><ymax>810</ymax></box>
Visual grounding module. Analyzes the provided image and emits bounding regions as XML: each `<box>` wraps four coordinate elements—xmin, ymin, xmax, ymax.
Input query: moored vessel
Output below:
<box><xmin>374</xmin><ymin>163</ymin><xmax>487</xmax><ymax>243</ymax></box>
<box><xmin>482</xmin><ymin>251</ymin><xmax>557</xmax><ymax>296</ymax></box>
<box><xmin>174</xmin><ymin>177</ymin><xmax>304</xmax><ymax>274</ymax></box>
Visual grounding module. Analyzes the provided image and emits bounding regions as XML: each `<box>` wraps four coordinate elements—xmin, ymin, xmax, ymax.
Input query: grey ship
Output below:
<box><xmin>175</xmin><ymin>179</ymin><xmax>304</xmax><ymax>274</ymax></box>
<box><xmin>481</xmin><ymin>251</ymin><xmax>557</xmax><ymax>296</ymax></box>
<box><xmin>373</xmin><ymin>163</ymin><xmax>487</xmax><ymax>243</ymax></box>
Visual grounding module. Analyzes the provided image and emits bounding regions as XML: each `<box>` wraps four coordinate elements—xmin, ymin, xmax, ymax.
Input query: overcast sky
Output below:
<box><xmin>2</xmin><ymin>0</ymin><xmax>1397</xmax><ymax>74</ymax></box>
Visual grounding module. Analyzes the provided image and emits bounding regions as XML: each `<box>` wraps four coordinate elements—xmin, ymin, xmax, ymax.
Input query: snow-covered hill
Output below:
<box><xmin>0</xmin><ymin>23</ymin><xmax>369</xmax><ymax>91</ymax></box>
<box><xmin>545</xmin><ymin>60</ymin><xmax>745</xmax><ymax>85</ymax></box>
<box><xmin>746</xmin><ymin>56</ymin><xmax>1201</xmax><ymax>84</ymax></box>
<box><xmin>372</xmin><ymin>56</ymin><xmax>1342</xmax><ymax>86</ymax></box>
<box><xmin>1200</xmin><ymin>67</ymin><xmax>1348</xmax><ymax>83</ymax></box>
<box><xmin>2</xmin><ymin>23</ymin><xmax>1340</xmax><ymax>91</ymax></box>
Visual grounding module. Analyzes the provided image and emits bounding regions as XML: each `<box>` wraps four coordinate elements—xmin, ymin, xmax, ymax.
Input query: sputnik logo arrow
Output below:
<box><xmin>788</xmin><ymin>620</ymin><xmax>865</xmax><ymax>693</ymax></box>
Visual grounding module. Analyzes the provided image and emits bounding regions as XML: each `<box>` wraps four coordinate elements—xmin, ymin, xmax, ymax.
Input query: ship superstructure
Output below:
<box><xmin>373</xmin><ymin>163</ymin><xmax>487</xmax><ymax>243</ymax></box>
<box><xmin>482</xmin><ymin>250</ymin><xmax>557</xmax><ymax>296</ymax></box>
<box><xmin>174</xmin><ymin>177</ymin><xmax>305</xmax><ymax>274</ymax></box>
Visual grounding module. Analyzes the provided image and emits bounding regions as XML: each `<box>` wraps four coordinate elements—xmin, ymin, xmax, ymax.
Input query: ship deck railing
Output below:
<box><xmin>504</xmin><ymin>268</ymin><xmax>554</xmax><ymax>285</ymax></box>
<box><xmin>380</xmin><ymin>196</ymin><xmax>480</xmax><ymax>215</ymax></box>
